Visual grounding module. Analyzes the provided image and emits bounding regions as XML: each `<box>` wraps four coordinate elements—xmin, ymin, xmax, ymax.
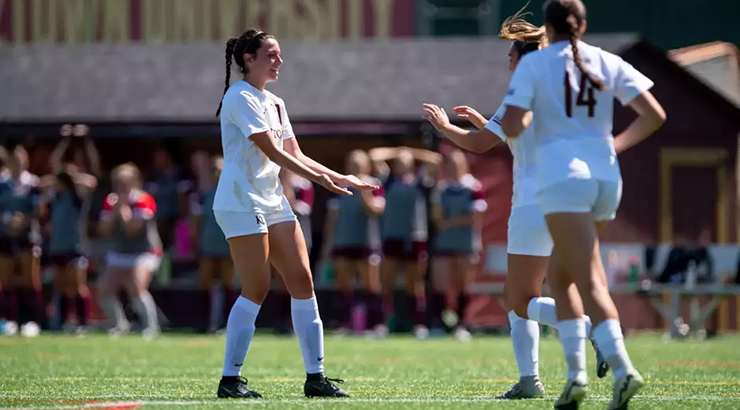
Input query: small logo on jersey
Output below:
<box><xmin>492</xmin><ymin>115</ymin><xmax>502</xmax><ymax>125</ymax></box>
<box><xmin>506</xmin><ymin>88</ymin><xmax>515</xmax><ymax>96</ymax></box>
<box><xmin>256</xmin><ymin>215</ymin><xmax>266</xmax><ymax>226</ymax></box>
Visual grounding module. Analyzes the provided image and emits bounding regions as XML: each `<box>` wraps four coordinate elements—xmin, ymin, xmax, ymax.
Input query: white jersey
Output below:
<box><xmin>214</xmin><ymin>80</ymin><xmax>296</xmax><ymax>214</ymax></box>
<box><xmin>485</xmin><ymin>104</ymin><xmax>538</xmax><ymax>208</ymax></box>
<box><xmin>502</xmin><ymin>40</ymin><xmax>654</xmax><ymax>191</ymax></box>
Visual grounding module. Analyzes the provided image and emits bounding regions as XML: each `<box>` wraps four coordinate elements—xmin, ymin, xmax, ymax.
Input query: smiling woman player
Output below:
<box><xmin>213</xmin><ymin>28</ymin><xmax>377</xmax><ymax>399</ymax></box>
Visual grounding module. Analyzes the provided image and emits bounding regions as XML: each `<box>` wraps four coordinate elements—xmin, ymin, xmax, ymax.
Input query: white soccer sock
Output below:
<box><xmin>292</xmin><ymin>296</ymin><xmax>325</xmax><ymax>375</ymax></box>
<box><xmin>131</xmin><ymin>291</ymin><xmax>159</xmax><ymax>331</ymax></box>
<box><xmin>527</xmin><ymin>297</ymin><xmax>558</xmax><ymax>327</ymax></box>
<box><xmin>592</xmin><ymin>319</ymin><xmax>633</xmax><ymax>378</ymax></box>
<box><xmin>508</xmin><ymin>310</ymin><xmax>540</xmax><ymax>378</ymax></box>
<box><xmin>557</xmin><ymin>318</ymin><xmax>587</xmax><ymax>381</ymax></box>
<box><xmin>222</xmin><ymin>296</ymin><xmax>261</xmax><ymax>377</ymax></box>
<box><xmin>101</xmin><ymin>296</ymin><xmax>127</xmax><ymax>330</ymax></box>
<box><xmin>527</xmin><ymin>297</ymin><xmax>594</xmax><ymax>337</ymax></box>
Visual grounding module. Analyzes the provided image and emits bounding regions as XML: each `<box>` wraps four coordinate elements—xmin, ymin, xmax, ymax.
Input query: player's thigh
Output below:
<box><xmin>97</xmin><ymin>262</ymin><xmax>127</xmax><ymax>296</ymax></box>
<box><xmin>430</xmin><ymin>255</ymin><xmax>452</xmax><ymax>293</ymax></box>
<box><xmin>214</xmin><ymin>209</ymin><xmax>272</xmax><ymax>303</ymax></box>
<box><xmin>197</xmin><ymin>257</ymin><xmax>216</xmax><ymax>290</ymax></box>
<box><xmin>333</xmin><ymin>256</ymin><xmax>356</xmax><ymax>290</ymax></box>
<box><xmin>217</xmin><ymin>257</ymin><xmax>236</xmax><ymax>290</ymax></box>
<box><xmin>51</xmin><ymin>261</ymin><xmax>69</xmax><ymax>292</ymax></box>
<box><xmin>131</xmin><ymin>254</ymin><xmax>159</xmax><ymax>293</ymax></box>
<box><xmin>17</xmin><ymin>247</ymin><xmax>41</xmax><ymax>288</ymax></box>
<box><xmin>357</xmin><ymin>254</ymin><xmax>381</xmax><ymax>293</ymax></box>
<box><xmin>380</xmin><ymin>256</ymin><xmax>400</xmax><ymax>294</ymax></box>
<box><xmin>267</xmin><ymin>220</ymin><xmax>314</xmax><ymax>299</ymax></box>
<box><xmin>505</xmin><ymin>205</ymin><xmax>552</xmax><ymax>310</ymax></box>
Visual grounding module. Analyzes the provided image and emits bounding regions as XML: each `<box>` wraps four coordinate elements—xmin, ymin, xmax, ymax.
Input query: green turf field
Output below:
<box><xmin>1</xmin><ymin>331</ymin><xmax>739</xmax><ymax>409</ymax></box>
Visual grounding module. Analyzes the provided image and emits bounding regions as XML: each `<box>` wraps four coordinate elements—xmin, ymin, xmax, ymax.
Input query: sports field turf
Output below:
<box><xmin>1</xmin><ymin>332</ymin><xmax>739</xmax><ymax>409</ymax></box>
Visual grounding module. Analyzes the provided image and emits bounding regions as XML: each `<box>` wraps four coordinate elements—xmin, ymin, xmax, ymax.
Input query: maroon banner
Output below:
<box><xmin>0</xmin><ymin>0</ymin><xmax>415</xmax><ymax>44</ymax></box>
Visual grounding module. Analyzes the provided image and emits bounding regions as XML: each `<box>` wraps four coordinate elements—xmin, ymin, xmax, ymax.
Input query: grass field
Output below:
<box><xmin>1</xmin><ymin>331</ymin><xmax>739</xmax><ymax>409</ymax></box>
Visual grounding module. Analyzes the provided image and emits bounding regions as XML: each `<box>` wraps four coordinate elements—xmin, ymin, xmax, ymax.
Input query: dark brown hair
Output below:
<box><xmin>215</xmin><ymin>29</ymin><xmax>276</xmax><ymax>117</ymax></box>
<box><xmin>544</xmin><ymin>0</ymin><xmax>606</xmax><ymax>91</ymax></box>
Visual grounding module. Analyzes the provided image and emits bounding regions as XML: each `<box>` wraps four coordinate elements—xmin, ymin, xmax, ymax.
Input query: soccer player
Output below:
<box><xmin>97</xmin><ymin>163</ymin><xmax>162</xmax><ymax>339</ymax></box>
<box><xmin>429</xmin><ymin>150</ymin><xmax>486</xmax><ymax>342</ymax></box>
<box><xmin>368</xmin><ymin>147</ymin><xmax>440</xmax><ymax>339</ymax></box>
<box><xmin>422</xmin><ymin>6</ymin><xmax>609</xmax><ymax>399</ymax></box>
<box><xmin>0</xmin><ymin>145</ymin><xmax>43</xmax><ymax>337</ymax></box>
<box><xmin>44</xmin><ymin>129</ymin><xmax>99</xmax><ymax>334</ymax></box>
<box><xmin>213</xmin><ymin>28</ymin><xmax>374</xmax><ymax>399</ymax></box>
<box><xmin>499</xmin><ymin>0</ymin><xmax>665</xmax><ymax>408</ymax></box>
<box><xmin>320</xmin><ymin>150</ymin><xmax>385</xmax><ymax>337</ymax></box>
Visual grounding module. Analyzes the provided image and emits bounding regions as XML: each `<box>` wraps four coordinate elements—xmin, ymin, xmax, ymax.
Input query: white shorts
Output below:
<box><xmin>214</xmin><ymin>205</ymin><xmax>297</xmax><ymax>239</ymax></box>
<box><xmin>106</xmin><ymin>252</ymin><xmax>161</xmax><ymax>272</ymax></box>
<box><xmin>537</xmin><ymin>179</ymin><xmax>622</xmax><ymax>221</ymax></box>
<box><xmin>507</xmin><ymin>204</ymin><xmax>553</xmax><ymax>257</ymax></box>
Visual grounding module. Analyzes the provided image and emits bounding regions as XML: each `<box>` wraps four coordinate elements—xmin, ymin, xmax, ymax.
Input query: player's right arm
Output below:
<box><xmin>228</xmin><ymin>91</ymin><xmax>351</xmax><ymax>196</ymax></box>
<box><xmin>612</xmin><ymin>59</ymin><xmax>666</xmax><ymax>154</ymax></box>
<box><xmin>422</xmin><ymin>103</ymin><xmax>502</xmax><ymax>153</ymax></box>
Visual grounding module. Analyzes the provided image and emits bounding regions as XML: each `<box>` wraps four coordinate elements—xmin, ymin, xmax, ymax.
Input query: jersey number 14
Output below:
<box><xmin>564</xmin><ymin>72</ymin><xmax>597</xmax><ymax>118</ymax></box>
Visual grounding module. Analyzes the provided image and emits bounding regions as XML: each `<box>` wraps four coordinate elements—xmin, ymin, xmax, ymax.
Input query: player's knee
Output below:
<box><xmin>285</xmin><ymin>270</ymin><xmax>314</xmax><ymax>299</ymax></box>
<box><xmin>240</xmin><ymin>283</ymin><xmax>269</xmax><ymax>305</ymax></box>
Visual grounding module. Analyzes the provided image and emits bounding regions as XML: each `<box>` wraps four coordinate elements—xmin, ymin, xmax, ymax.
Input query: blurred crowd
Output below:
<box><xmin>0</xmin><ymin>129</ymin><xmax>490</xmax><ymax>341</ymax></box>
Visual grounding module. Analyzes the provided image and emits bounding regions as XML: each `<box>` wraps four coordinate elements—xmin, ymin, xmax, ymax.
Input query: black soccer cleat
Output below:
<box><xmin>304</xmin><ymin>374</ymin><xmax>350</xmax><ymax>398</ymax></box>
<box><xmin>217</xmin><ymin>376</ymin><xmax>263</xmax><ymax>399</ymax></box>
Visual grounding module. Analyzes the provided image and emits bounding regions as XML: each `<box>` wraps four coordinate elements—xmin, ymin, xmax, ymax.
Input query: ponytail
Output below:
<box><xmin>566</xmin><ymin>14</ymin><xmax>606</xmax><ymax>91</ymax></box>
<box><xmin>215</xmin><ymin>38</ymin><xmax>238</xmax><ymax>117</ymax></box>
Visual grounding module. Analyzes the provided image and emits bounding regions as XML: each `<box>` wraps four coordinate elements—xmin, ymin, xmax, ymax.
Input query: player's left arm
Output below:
<box><xmin>612</xmin><ymin>59</ymin><xmax>666</xmax><ymax>154</ymax></box>
<box><xmin>501</xmin><ymin>57</ymin><xmax>536</xmax><ymax>138</ymax></box>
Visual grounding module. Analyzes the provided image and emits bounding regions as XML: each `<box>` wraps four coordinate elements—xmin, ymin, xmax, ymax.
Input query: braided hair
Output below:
<box><xmin>215</xmin><ymin>29</ymin><xmax>275</xmax><ymax>117</ymax></box>
<box><xmin>544</xmin><ymin>0</ymin><xmax>606</xmax><ymax>91</ymax></box>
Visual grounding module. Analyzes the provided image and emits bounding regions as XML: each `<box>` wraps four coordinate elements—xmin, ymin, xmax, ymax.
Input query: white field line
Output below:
<box><xmin>3</xmin><ymin>395</ymin><xmax>740</xmax><ymax>409</ymax></box>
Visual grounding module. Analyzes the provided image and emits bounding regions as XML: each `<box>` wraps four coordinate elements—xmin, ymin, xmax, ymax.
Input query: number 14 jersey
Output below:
<box><xmin>502</xmin><ymin>40</ymin><xmax>653</xmax><ymax>191</ymax></box>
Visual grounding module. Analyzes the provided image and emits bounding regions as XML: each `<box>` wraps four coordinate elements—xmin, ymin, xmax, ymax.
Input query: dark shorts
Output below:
<box><xmin>382</xmin><ymin>239</ymin><xmax>428</xmax><ymax>262</ymax></box>
<box><xmin>332</xmin><ymin>246</ymin><xmax>381</xmax><ymax>264</ymax></box>
<box><xmin>49</xmin><ymin>252</ymin><xmax>89</xmax><ymax>269</ymax></box>
<box><xmin>0</xmin><ymin>235</ymin><xmax>37</xmax><ymax>256</ymax></box>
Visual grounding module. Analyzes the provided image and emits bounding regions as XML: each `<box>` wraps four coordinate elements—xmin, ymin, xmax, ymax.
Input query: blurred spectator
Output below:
<box><xmin>320</xmin><ymin>150</ymin><xmax>385</xmax><ymax>336</ymax></box>
<box><xmin>145</xmin><ymin>148</ymin><xmax>192</xmax><ymax>255</ymax></box>
<box><xmin>369</xmin><ymin>146</ymin><xmax>440</xmax><ymax>338</ymax></box>
<box><xmin>430</xmin><ymin>149</ymin><xmax>486</xmax><ymax>342</ymax></box>
<box><xmin>97</xmin><ymin>163</ymin><xmax>162</xmax><ymax>338</ymax></box>
<box><xmin>190</xmin><ymin>154</ymin><xmax>236</xmax><ymax>333</ymax></box>
<box><xmin>41</xmin><ymin>130</ymin><xmax>99</xmax><ymax>334</ymax></box>
<box><xmin>0</xmin><ymin>145</ymin><xmax>43</xmax><ymax>337</ymax></box>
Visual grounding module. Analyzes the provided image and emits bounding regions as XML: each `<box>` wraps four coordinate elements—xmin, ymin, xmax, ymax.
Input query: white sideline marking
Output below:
<box><xmin>3</xmin><ymin>395</ymin><xmax>740</xmax><ymax>409</ymax></box>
